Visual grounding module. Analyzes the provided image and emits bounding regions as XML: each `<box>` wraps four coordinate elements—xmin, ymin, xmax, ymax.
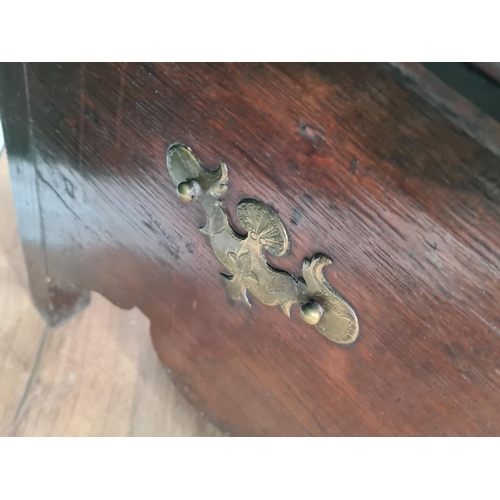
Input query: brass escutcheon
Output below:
<box><xmin>167</xmin><ymin>144</ymin><xmax>359</xmax><ymax>345</ymax></box>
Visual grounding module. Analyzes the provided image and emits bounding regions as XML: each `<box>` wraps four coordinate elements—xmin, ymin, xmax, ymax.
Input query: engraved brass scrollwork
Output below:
<box><xmin>167</xmin><ymin>144</ymin><xmax>359</xmax><ymax>345</ymax></box>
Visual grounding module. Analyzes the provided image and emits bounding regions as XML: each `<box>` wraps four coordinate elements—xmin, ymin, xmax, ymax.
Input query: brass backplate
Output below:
<box><xmin>167</xmin><ymin>144</ymin><xmax>359</xmax><ymax>345</ymax></box>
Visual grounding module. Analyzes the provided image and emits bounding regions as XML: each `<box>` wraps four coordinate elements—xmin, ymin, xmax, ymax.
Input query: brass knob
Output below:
<box><xmin>300</xmin><ymin>300</ymin><xmax>324</xmax><ymax>325</ymax></box>
<box><xmin>177</xmin><ymin>180</ymin><xmax>199</xmax><ymax>202</ymax></box>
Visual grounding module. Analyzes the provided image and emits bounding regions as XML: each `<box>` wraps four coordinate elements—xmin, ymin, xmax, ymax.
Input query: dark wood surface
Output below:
<box><xmin>472</xmin><ymin>62</ymin><xmax>500</xmax><ymax>86</ymax></box>
<box><xmin>2</xmin><ymin>62</ymin><xmax>500</xmax><ymax>436</ymax></box>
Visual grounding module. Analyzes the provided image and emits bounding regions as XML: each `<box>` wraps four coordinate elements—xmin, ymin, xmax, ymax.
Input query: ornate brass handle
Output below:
<box><xmin>167</xmin><ymin>144</ymin><xmax>359</xmax><ymax>345</ymax></box>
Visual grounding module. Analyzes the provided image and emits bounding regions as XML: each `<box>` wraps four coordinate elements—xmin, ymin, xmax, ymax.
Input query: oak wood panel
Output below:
<box><xmin>2</xmin><ymin>63</ymin><xmax>500</xmax><ymax>436</ymax></box>
<box><xmin>0</xmin><ymin>151</ymin><xmax>220</xmax><ymax>436</ymax></box>
<box><xmin>8</xmin><ymin>291</ymin><xmax>221</xmax><ymax>437</ymax></box>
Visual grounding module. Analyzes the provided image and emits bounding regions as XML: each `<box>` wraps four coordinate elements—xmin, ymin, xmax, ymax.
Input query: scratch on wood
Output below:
<box><xmin>114</xmin><ymin>62</ymin><xmax>128</xmax><ymax>151</ymax></box>
<box><xmin>78</xmin><ymin>62</ymin><xmax>86</xmax><ymax>169</ymax></box>
<box><xmin>10</xmin><ymin>326</ymin><xmax>50</xmax><ymax>435</ymax></box>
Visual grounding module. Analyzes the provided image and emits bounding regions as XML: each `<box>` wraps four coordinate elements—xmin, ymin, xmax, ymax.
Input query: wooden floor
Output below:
<box><xmin>0</xmin><ymin>150</ymin><xmax>221</xmax><ymax>436</ymax></box>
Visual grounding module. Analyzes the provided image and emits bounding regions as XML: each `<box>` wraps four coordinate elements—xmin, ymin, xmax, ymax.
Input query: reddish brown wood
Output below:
<box><xmin>2</xmin><ymin>62</ymin><xmax>500</xmax><ymax>436</ymax></box>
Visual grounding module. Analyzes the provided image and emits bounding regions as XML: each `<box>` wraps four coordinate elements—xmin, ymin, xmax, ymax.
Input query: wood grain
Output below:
<box><xmin>0</xmin><ymin>150</ymin><xmax>221</xmax><ymax>436</ymax></box>
<box><xmin>2</xmin><ymin>63</ymin><xmax>500</xmax><ymax>436</ymax></box>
